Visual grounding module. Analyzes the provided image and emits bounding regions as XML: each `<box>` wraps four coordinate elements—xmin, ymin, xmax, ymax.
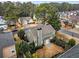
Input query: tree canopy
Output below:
<box><xmin>0</xmin><ymin>1</ymin><xmax>79</xmax><ymax>20</ymax></box>
<box><xmin>35</xmin><ymin>3</ymin><xmax>61</xmax><ymax>30</ymax></box>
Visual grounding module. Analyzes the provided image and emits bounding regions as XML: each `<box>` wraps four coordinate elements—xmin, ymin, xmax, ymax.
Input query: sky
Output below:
<box><xmin>0</xmin><ymin>0</ymin><xmax>79</xmax><ymax>4</ymax></box>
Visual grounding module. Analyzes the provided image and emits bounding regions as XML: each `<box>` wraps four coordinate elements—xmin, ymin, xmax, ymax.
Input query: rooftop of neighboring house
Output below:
<box><xmin>24</xmin><ymin>24</ymin><xmax>55</xmax><ymax>42</ymax></box>
<box><xmin>58</xmin><ymin>44</ymin><xmax>79</xmax><ymax>58</ymax></box>
<box><xmin>69</xmin><ymin>16</ymin><xmax>79</xmax><ymax>22</ymax></box>
<box><xmin>0</xmin><ymin>16</ymin><xmax>6</xmax><ymax>25</ymax></box>
<box><xmin>59</xmin><ymin>10</ymin><xmax>77</xmax><ymax>14</ymax></box>
<box><xmin>7</xmin><ymin>19</ymin><xmax>17</xmax><ymax>25</ymax></box>
<box><xmin>59</xmin><ymin>11</ymin><xmax>77</xmax><ymax>17</ymax></box>
<box><xmin>0</xmin><ymin>31</ymin><xmax>15</xmax><ymax>57</ymax></box>
<box><xmin>58</xmin><ymin>29</ymin><xmax>79</xmax><ymax>39</ymax></box>
<box><xmin>19</xmin><ymin>17</ymin><xmax>33</xmax><ymax>21</ymax></box>
<box><xmin>0</xmin><ymin>16</ymin><xmax>3</xmax><ymax>19</ymax></box>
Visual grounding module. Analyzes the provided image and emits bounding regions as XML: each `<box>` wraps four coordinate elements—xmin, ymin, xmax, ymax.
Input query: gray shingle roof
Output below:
<box><xmin>24</xmin><ymin>24</ymin><xmax>55</xmax><ymax>42</ymax></box>
<box><xmin>69</xmin><ymin>16</ymin><xmax>79</xmax><ymax>22</ymax></box>
<box><xmin>58</xmin><ymin>44</ymin><xmax>79</xmax><ymax>58</ymax></box>
<box><xmin>0</xmin><ymin>32</ymin><xmax>15</xmax><ymax>58</ymax></box>
<box><xmin>19</xmin><ymin>17</ymin><xmax>32</xmax><ymax>22</ymax></box>
<box><xmin>59</xmin><ymin>29</ymin><xmax>79</xmax><ymax>39</ymax></box>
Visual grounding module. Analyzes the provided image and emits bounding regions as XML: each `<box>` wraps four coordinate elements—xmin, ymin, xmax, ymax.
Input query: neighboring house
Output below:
<box><xmin>56</xmin><ymin>29</ymin><xmax>79</xmax><ymax>44</ymax></box>
<box><xmin>24</xmin><ymin>24</ymin><xmax>55</xmax><ymax>46</ymax></box>
<box><xmin>58</xmin><ymin>44</ymin><xmax>79</xmax><ymax>58</ymax></box>
<box><xmin>18</xmin><ymin>17</ymin><xmax>34</xmax><ymax>26</ymax></box>
<box><xmin>7</xmin><ymin>19</ymin><xmax>17</xmax><ymax>26</ymax></box>
<box><xmin>69</xmin><ymin>16</ymin><xmax>79</xmax><ymax>28</ymax></box>
<box><xmin>60</xmin><ymin>19</ymin><xmax>73</xmax><ymax>28</ymax></box>
<box><xmin>0</xmin><ymin>32</ymin><xmax>16</xmax><ymax>58</ymax></box>
<box><xmin>59</xmin><ymin>11</ymin><xmax>77</xmax><ymax>20</ymax></box>
<box><xmin>0</xmin><ymin>16</ymin><xmax>7</xmax><ymax>30</ymax></box>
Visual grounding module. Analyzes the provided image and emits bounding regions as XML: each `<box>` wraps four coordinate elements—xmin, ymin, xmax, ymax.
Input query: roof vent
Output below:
<box><xmin>37</xmin><ymin>28</ymin><xmax>42</xmax><ymax>30</ymax></box>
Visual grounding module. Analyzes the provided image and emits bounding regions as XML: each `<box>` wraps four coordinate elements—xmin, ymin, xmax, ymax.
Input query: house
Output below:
<box><xmin>24</xmin><ymin>24</ymin><xmax>55</xmax><ymax>46</ymax></box>
<box><xmin>7</xmin><ymin>19</ymin><xmax>17</xmax><ymax>26</ymax></box>
<box><xmin>59</xmin><ymin>11</ymin><xmax>77</xmax><ymax>20</ymax></box>
<box><xmin>56</xmin><ymin>29</ymin><xmax>79</xmax><ymax>44</ymax></box>
<box><xmin>0</xmin><ymin>31</ymin><xmax>16</xmax><ymax>58</ymax></box>
<box><xmin>69</xmin><ymin>16</ymin><xmax>79</xmax><ymax>28</ymax></box>
<box><xmin>60</xmin><ymin>19</ymin><xmax>73</xmax><ymax>29</ymax></box>
<box><xmin>18</xmin><ymin>17</ymin><xmax>34</xmax><ymax>26</ymax></box>
<box><xmin>0</xmin><ymin>16</ymin><xmax>7</xmax><ymax>30</ymax></box>
<box><xmin>58</xmin><ymin>44</ymin><xmax>79</xmax><ymax>58</ymax></box>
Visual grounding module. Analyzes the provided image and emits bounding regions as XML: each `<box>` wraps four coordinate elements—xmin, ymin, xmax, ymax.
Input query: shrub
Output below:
<box><xmin>68</xmin><ymin>39</ymin><xmax>76</xmax><ymax>47</ymax></box>
<box><xmin>50</xmin><ymin>37</ymin><xmax>67</xmax><ymax>48</ymax></box>
<box><xmin>32</xmin><ymin>53</ymin><xmax>39</xmax><ymax>58</ymax></box>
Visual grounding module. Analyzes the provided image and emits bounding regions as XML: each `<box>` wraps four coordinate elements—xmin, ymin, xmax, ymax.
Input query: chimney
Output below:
<box><xmin>37</xmin><ymin>28</ymin><xmax>43</xmax><ymax>46</ymax></box>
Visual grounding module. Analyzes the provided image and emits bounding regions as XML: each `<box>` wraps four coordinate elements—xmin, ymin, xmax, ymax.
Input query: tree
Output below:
<box><xmin>61</xmin><ymin>2</ymin><xmax>71</xmax><ymax>11</ymax></box>
<box><xmin>26</xmin><ymin>2</ymin><xmax>36</xmax><ymax>18</ymax></box>
<box><xmin>68</xmin><ymin>39</ymin><xmax>76</xmax><ymax>47</ymax></box>
<box><xmin>19</xmin><ymin>41</ymin><xmax>32</xmax><ymax>57</ymax></box>
<box><xmin>0</xmin><ymin>2</ymin><xmax>4</xmax><ymax>16</ymax></box>
<box><xmin>18</xmin><ymin>29</ymin><xmax>25</xmax><ymax>40</ymax></box>
<box><xmin>19</xmin><ymin>2</ymin><xmax>36</xmax><ymax>18</ymax></box>
<box><xmin>48</xmin><ymin>18</ymin><xmax>61</xmax><ymax>31</ymax></box>
<box><xmin>15</xmin><ymin>42</ymin><xmax>24</xmax><ymax>58</ymax></box>
<box><xmin>3</xmin><ymin>1</ymin><xmax>19</xmax><ymax>20</ymax></box>
<box><xmin>16</xmin><ymin>41</ymin><xmax>33</xmax><ymax>58</ymax></box>
<box><xmin>35</xmin><ymin>3</ymin><xmax>61</xmax><ymax>30</ymax></box>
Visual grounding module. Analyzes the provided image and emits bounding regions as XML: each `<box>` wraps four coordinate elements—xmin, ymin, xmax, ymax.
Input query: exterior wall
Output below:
<box><xmin>60</xmin><ymin>21</ymin><xmax>65</xmax><ymax>28</ymax></box>
<box><xmin>44</xmin><ymin>39</ymin><xmax>50</xmax><ymax>45</ymax></box>
<box><xmin>56</xmin><ymin>32</ymin><xmax>79</xmax><ymax>45</ymax></box>
<box><xmin>75</xmin><ymin>22</ymin><xmax>79</xmax><ymax>28</ymax></box>
<box><xmin>3</xmin><ymin>45</ymin><xmax>17</xmax><ymax>58</ymax></box>
<box><xmin>29</xmin><ymin>19</ymin><xmax>33</xmax><ymax>23</ymax></box>
<box><xmin>23</xmin><ymin>20</ymin><xmax>28</xmax><ymax>26</ymax></box>
<box><xmin>75</xmin><ymin>25</ymin><xmax>79</xmax><ymax>28</ymax></box>
<box><xmin>37</xmin><ymin>29</ymin><xmax>43</xmax><ymax>46</ymax></box>
<box><xmin>18</xmin><ymin>18</ymin><xmax>21</xmax><ymax>24</ymax></box>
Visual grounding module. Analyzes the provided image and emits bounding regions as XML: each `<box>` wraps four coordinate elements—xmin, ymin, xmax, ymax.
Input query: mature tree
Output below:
<box><xmin>19</xmin><ymin>2</ymin><xmax>36</xmax><ymax>18</ymax></box>
<box><xmin>35</xmin><ymin>3</ymin><xmax>49</xmax><ymax>22</ymax></box>
<box><xmin>0</xmin><ymin>2</ymin><xmax>4</xmax><ymax>16</ymax></box>
<box><xmin>35</xmin><ymin>3</ymin><xmax>61</xmax><ymax>30</ymax></box>
<box><xmin>3</xmin><ymin>1</ymin><xmax>19</xmax><ymax>20</ymax></box>
<box><xmin>48</xmin><ymin>18</ymin><xmax>61</xmax><ymax>31</ymax></box>
<box><xmin>19</xmin><ymin>41</ymin><xmax>32</xmax><ymax>57</ymax></box>
<box><xmin>61</xmin><ymin>2</ymin><xmax>71</xmax><ymax>11</ymax></box>
<box><xmin>16</xmin><ymin>41</ymin><xmax>32</xmax><ymax>57</ymax></box>
<box><xmin>16</xmin><ymin>40</ymin><xmax>36</xmax><ymax>58</ymax></box>
<box><xmin>26</xmin><ymin>2</ymin><xmax>36</xmax><ymax>18</ymax></box>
